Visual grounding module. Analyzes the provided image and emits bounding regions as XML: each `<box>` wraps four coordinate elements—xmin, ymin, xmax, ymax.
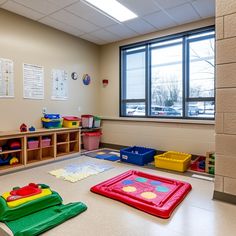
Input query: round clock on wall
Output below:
<box><xmin>71</xmin><ymin>72</ymin><xmax>78</xmax><ymax>80</ymax></box>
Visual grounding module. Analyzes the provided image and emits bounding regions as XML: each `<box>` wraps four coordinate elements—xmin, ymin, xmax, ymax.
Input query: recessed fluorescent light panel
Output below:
<box><xmin>83</xmin><ymin>0</ymin><xmax>138</xmax><ymax>22</ymax></box>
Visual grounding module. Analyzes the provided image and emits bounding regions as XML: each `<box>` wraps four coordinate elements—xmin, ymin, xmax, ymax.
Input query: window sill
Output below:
<box><xmin>101</xmin><ymin>116</ymin><xmax>215</xmax><ymax>125</ymax></box>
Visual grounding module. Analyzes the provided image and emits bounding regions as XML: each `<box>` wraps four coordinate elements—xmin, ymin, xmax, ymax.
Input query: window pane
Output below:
<box><xmin>151</xmin><ymin>38</ymin><xmax>182</xmax><ymax>48</ymax></box>
<box><xmin>125</xmin><ymin>103</ymin><xmax>145</xmax><ymax>116</ymax></box>
<box><xmin>189</xmin><ymin>37</ymin><xmax>215</xmax><ymax>98</ymax></box>
<box><xmin>187</xmin><ymin>101</ymin><xmax>215</xmax><ymax>118</ymax></box>
<box><xmin>126</xmin><ymin>51</ymin><xmax>146</xmax><ymax>99</ymax></box>
<box><xmin>151</xmin><ymin>43</ymin><xmax>183</xmax><ymax>117</ymax></box>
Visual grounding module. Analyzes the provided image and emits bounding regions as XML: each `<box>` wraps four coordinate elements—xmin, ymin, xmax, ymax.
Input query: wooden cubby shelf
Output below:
<box><xmin>0</xmin><ymin>128</ymin><xmax>81</xmax><ymax>174</ymax></box>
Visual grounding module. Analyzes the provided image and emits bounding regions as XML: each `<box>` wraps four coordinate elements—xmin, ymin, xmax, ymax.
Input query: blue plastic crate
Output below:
<box><xmin>120</xmin><ymin>146</ymin><xmax>156</xmax><ymax>166</ymax></box>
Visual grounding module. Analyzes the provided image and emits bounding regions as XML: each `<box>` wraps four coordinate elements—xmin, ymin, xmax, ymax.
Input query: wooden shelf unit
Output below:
<box><xmin>0</xmin><ymin>128</ymin><xmax>81</xmax><ymax>173</ymax></box>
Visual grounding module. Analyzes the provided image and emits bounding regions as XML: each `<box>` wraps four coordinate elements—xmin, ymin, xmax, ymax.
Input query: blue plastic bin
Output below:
<box><xmin>120</xmin><ymin>146</ymin><xmax>156</xmax><ymax>166</ymax></box>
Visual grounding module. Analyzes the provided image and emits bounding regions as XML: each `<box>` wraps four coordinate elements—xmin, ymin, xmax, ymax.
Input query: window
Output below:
<box><xmin>120</xmin><ymin>27</ymin><xmax>215</xmax><ymax>119</ymax></box>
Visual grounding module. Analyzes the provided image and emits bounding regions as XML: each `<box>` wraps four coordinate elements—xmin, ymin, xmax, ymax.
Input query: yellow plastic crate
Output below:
<box><xmin>154</xmin><ymin>151</ymin><xmax>192</xmax><ymax>172</ymax></box>
<box><xmin>63</xmin><ymin>116</ymin><xmax>80</xmax><ymax>128</ymax></box>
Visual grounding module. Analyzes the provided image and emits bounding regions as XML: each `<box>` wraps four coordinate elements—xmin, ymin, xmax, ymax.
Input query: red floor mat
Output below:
<box><xmin>91</xmin><ymin>170</ymin><xmax>191</xmax><ymax>218</ymax></box>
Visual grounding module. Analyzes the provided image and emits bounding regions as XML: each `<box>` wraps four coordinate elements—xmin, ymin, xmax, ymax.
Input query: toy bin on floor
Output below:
<box><xmin>154</xmin><ymin>151</ymin><xmax>191</xmax><ymax>172</ymax></box>
<box><xmin>41</xmin><ymin>138</ymin><xmax>51</xmax><ymax>147</ymax></box>
<box><xmin>82</xmin><ymin>131</ymin><xmax>102</xmax><ymax>151</ymax></box>
<box><xmin>63</xmin><ymin>116</ymin><xmax>80</xmax><ymax>128</ymax></box>
<box><xmin>93</xmin><ymin>116</ymin><xmax>101</xmax><ymax>128</ymax></box>
<box><xmin>120</xmin><ymin>146</ymin><xmax>156</xmax><ymax>166</ymax></box>
<box><xmin>28</xmin><ymin>140</ymin><xmax>39</xmax><ymax>149</ymax></box>
<box><xmin>81</xmin><ymin>115</ymin><xmax>93</xmax><ymax>128</ymax></box>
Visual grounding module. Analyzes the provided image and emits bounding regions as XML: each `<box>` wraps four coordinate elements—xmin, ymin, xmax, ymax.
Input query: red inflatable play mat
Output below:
<box><xmin>90</xmin><ymin>170</ymin><xmax>192</xmax><ymax>218</ymax></box>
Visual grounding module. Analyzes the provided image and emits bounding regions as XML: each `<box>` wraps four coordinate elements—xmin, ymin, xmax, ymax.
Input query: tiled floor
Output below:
<box><xmin>0</xmin><ymin>155</ymin><xmax>236</xmax><ymax>236</ymax></box>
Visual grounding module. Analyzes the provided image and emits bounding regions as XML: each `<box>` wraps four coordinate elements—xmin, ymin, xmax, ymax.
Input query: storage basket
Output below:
<box><xmin>82</xmin><ymin>131</ymin><xmax>102</xmax><ymax>150</ymax></box>
<box><xmin>63</xmin><ymin>116</ymin><xmax>80</xmax><ymax>128</ymax></box>
<box><xmin>41</xmin><ymin>138</ymin><xmax>51</xmax><ymax>147</ymax></box>
<box><xmin>154</xmin><ymin>151</ymin><xmax>191</xmax><ymax>172</ymax></box>
<box><xmin>81</xmin><ymin>115</ymin><xmax>93</xmax><ymax>128</ymax></box>
<box><xmin>42</xmin><ymin>118</ymin><xmax>62</xmax><ymax>129</ymax></box>
<box><xmin>120</xmin><ymin>146</ymin><xmax>156</xmax><ymax>166</ymax></box>
<box><xmin>93</xmin><ymin>116</ymin><xmax>101</xmax><ymax>128</ymax></box>
<box><xmin>28</xmin><ymin>140</ymin><xmax>39</xmax><ymax>149</ymax></box>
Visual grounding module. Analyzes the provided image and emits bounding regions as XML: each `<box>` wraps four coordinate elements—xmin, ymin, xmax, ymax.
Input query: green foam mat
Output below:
<box><xmin>0</xmin><ymin>191</ymin><xmax>62</xmax><ymax>222</ymax></box>
<box><xmin>5</xmin><ymin>202</ymin><xmax>87</xmax><ymax>236</ymax></box>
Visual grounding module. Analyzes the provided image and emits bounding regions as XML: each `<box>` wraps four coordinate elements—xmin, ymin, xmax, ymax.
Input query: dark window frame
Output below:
<box><xmin>120</xmin><ymin>26</ymin><xmax>215</xmax><ymax>120</ymax></box>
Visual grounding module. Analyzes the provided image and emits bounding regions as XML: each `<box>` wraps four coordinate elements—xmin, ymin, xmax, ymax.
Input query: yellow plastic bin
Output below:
<box><xmin>63</xmin><ymin>116</ymin><xmax>80</xmax><ymax>128</ymax></box>
<box><xmin>154</xmin><ymin>151</ymin><xmax>191</xmax><ymax>172</ymax></box>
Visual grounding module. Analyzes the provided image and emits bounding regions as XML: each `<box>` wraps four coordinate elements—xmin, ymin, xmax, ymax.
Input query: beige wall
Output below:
<box><xmin>99</xmin><ymin>18</ymin><xmax>215</xmax><ymax>155</ymax></box>
<box><xmin>0</xmin><ymin>9</ymin><xmax>100</xmax><ymax>131</ymax></box>
<box><xmin>0</xmin><ymin>9</ymin><xmax>216</xmax><ymax>156</ymax></box>
<box><xmin>215</xmin><ymin>0</ymin><xmax>236</xmax><ymax>195</ymax></box>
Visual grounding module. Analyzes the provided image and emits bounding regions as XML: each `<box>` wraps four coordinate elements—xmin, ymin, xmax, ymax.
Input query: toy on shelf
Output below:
<box><xmin>205</xmin><ymin>152</ymin><xmax>215</xmax><ymax>175</ymax></box>
<box><xmin>0</xmin><ymin>154</ymin><xmax>19</xmax><ymax>166</ymax></box>
<box><xmin>63</xmin><ymin>116</ymin><xmax>80</xmax><ymax>128</ymax></box>
<box><xmin>20</xmin><ymin>123</ymin><xmax>27</xmax><ymax>132</ymax></box>
<box><xmin>7</xmin><ymin>140</ymin><xmax>21</xmax><ymax>150</ymax></box>
<box><xmin>42</xmin><ymin>114</ymin><xmax>62</xmax><ymax>129</ymax></box>
<box><xmin>29</xmin><ymin>126</ymin><xmax>36</xmax><ymax>132</ymax></box>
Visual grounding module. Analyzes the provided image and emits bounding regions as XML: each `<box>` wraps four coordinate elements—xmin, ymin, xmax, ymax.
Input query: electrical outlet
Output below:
<box><xmin>42</xmin><ymin>107</ymin><xmax>47</xmax><ymax>114</ymax></box>
<box><xmin>78</xmin><ymin>106</ymin><xmax>81</xmax><ymax>112</ymax></box>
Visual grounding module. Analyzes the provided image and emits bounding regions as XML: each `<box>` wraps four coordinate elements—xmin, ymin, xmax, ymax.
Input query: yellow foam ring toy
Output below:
<box><xmin>10</xmin><ymin>157</ymin><xmax>19</xmax><ymax>165</ymax></box>
<box><xmin>2</xmin><ymin>188</ymin><xmax>52</xmax><ymax>208</ymax></box>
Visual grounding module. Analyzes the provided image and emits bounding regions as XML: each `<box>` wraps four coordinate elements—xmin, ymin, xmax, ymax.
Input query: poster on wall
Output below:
<box><xmin>0</xmin><ymin>58</ymin><xmax>14</xmax><ymax>98</ymax></box>
<box><xmin>23</xmin><ymin>63</ymin><xmax>44</xmax><ymax>99</ymax></box>
<box><xmin>51</xmin><ymin>69</ymin><xmax>68</xmax><ymax>100</ymax></box>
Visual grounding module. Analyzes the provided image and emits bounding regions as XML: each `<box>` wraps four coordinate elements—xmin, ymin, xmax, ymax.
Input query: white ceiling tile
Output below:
<box><xmin>50</xmin><ymin>10</ymin><xmax>98</xmax><ymax>33</ymax></box>
<box><xmin>1</xmin><ymin>1</ymin><xmax>44</xmax><ymax>20</ymax></box>
<box><xmin>106</xmin><ymin>24</ymin><xmax>138</xmax><ymax>38</ymax></box>
<box><xmin>192</xmin><ymin>0</ymin><xmax>215</xmax><ymax>18</ymax></box>
<box><xmin>66</xmin><ymin>2</ymin><xmax>115</xmax><ymax>27</ymax></box>
<box><xmin>153</xmin><ymin>0</ymin><xmax>189</xmax><ymax>9</ymax></box>
<box><xmin>119</xmin><ymin>0</ymin><xmax>160</xmax><ymax>16</ymax></box>
<box><xmin>90</xmin><ymin>29</ymin><xmax>122</xmax><ymax>42</ymax></box>
<box><xmin>125</xmin><ymin>18</ymin><xmax>157</xmax><ymax>34</ymax></box>
<box><xmin>47</xmin><ymin>0</ymin><xmax>78</xmax><ymax>8</ymax></box>
<box><xmin>39</xmin><ymin>17</ymin><xmax>84</xmax><ymax>37</ymax></box>
<box><xmin>143</xmin><ymin>11</ymin><xmax>177</xmax><ymax>29</ymax></box>
<box><xmin>79</xmin><ymin>34</ymin><xmax>107</xmax><ymax>45</ymax></box>
<box><xmin>166</xmin><ymin>3</ymin><xmax>201</xmax><ymax>24</ymax></box>
<box><xmin>0</xmin><ymin>0</ymin><xmax>8</xmax><ymax>5</ymax></box>
<box><xmin>13</xmin><ymin>0</ymin><xmax>61</xmax><ymax>15</ymax></box>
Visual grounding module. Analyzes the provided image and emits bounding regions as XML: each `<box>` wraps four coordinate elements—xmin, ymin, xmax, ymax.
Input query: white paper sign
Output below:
<box><xmin>0</xmin><ymin>58</ymin><xmax>14</xmax><ymax>98</ymax></box>
<box><xmin>51</xmin><ymin>69</ymin><xmax>68</xmax><ymax>100</ymax></box>
<box><xmin>23</xmin><ymin>63</ymin><xmax>44</xmax><ymax>99</ymax></box>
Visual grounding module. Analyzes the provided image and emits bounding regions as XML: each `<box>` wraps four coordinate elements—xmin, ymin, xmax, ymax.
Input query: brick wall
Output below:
<box><xmin>215</xmin><ymin>0</ymin><xmax>236</xmax><ymax>196</ymax></box>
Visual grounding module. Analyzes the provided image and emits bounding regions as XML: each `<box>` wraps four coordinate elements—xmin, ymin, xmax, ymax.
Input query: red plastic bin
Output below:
<box><xmin>82</xmin><ymin>131</ymin><xmax>102</xmax><ymax>151</ymax></box>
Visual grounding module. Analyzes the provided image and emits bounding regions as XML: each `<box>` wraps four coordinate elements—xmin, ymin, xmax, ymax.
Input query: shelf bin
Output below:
<box><xmin>63</xmin><ymin>116</ymin><xmax>80</xmax><ymax>128</ymax></box>
<box><xmin>154</xmin><ymin>151</ymin><xmax>191</xmax><ymax>172</ymax></box>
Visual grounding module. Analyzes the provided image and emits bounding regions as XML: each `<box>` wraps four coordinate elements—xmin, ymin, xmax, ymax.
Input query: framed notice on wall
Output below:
<box><xmin>0</xmin><ymin>58</ymin><xmax>14</xmax><ymax>98</ymax></box>
<box><xmin>51</xmin><ymin>69</ymin><xmax>68</xmax><ymax>100</ymax></box>
<box><xmin>23</xmin><ymin>63</ymin><xmax>44</xmax><ymax>99</ymax></box>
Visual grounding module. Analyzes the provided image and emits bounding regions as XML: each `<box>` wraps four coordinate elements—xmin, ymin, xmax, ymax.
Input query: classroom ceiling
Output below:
<box><xmin>0</xmin><ymin>0</ymin><xmax>215</xmax><ymax>45</ymax></box>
